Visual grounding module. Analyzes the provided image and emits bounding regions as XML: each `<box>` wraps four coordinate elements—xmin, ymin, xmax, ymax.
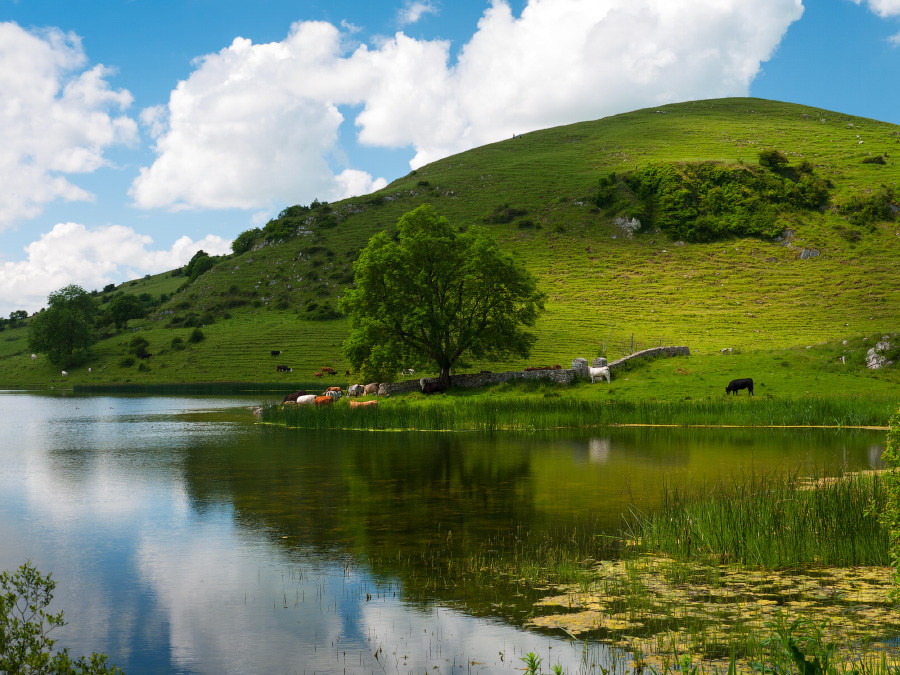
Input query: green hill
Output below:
<box><xmin>4</xmin><ymin>97</ymin><xmax>900</xmax><ymax>392</ymax></box>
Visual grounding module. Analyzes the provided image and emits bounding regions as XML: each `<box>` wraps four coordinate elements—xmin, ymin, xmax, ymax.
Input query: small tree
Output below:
<box><xmin>108</xmin><ymin>295</ymin><xmax>146</xmax><ymax>330</ymax></box>
<box><xmin>758</xmin><ymin>148</ymin><xmax>789</xmax><ymax>170</ymax></box>
<box><xmin>0</xmin><ymin>561</ymin><xmax>123</xmax><ymax>674</ymax></box>
<box><xmin>340</xmin><ymin>205</ymin><xmax>546</xmax><ymax>387</ymax></box>
<box><xmin>28</xmin><ymin>285</ymin><xmax>96</xmax><ymax>366</ymax></box>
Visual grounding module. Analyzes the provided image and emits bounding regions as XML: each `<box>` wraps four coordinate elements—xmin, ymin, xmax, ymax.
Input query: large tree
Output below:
<box><xmin>28</xmin><ymin>285</ymin><xmax>97</xmax><ymax>366</ymax></box>
<box><xmin>340</xmin><ymin>205</ymin><xmax>546</xmax><ymax>387</ymax></box>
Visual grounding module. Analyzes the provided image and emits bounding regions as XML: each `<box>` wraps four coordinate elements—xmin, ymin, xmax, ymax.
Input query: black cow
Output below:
<box><xmin>139</xmin><ymin>353</ymin><xmax>152</xmax><ymax>359</ymax></box>
<box><xmin>282</xmin><ymin>390</ymin><xmax>307</xmax><ymax>403</ymax></box>
<box><xmin>276</xmin><ymin>364</ymin><xmax>292</xmax><ymax>373</ymax></box>
<box><xmin>421</xmin><ymin>381</ymin><xmax>446</xmax><ymax>395</ymax></box>
<box><xmin>271</xmin><ymin>350</ymin><xmax>281</xmax><ymax>357</ymax></box>
<box><xmin>726</xmin><ymin>378</ymin><xmax>754</xmax><ymax>396</ymax></box>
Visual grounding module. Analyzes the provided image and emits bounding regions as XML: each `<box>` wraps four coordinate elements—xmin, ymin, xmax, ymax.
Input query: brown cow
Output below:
<box><xmin>325</xmin><ymin>386</ymin><xmax>342</xmax><ymax>393</ymax></box>
<box><xmin>314</xmin><ymin>372</ymin><xmax>323</xmax><ymax>378</ymax></box>
<box><xmin>314</xmin><ymin>395</ymin><xmax>333</xmax><ymax>406</ymax></box>
<box><xmin>363</xmin><ymin>383</ymin><xmax>379</xmax><ymax>395</ymax></box>
<box><xmin>321</xmin><ymin>366</ymin><xmax>336</xmax><ymax>374</ymax></box>
<box><xmin>349</xmin><ymin>400</ymin><xmax>378</xmax><ymax>409</ymax></box>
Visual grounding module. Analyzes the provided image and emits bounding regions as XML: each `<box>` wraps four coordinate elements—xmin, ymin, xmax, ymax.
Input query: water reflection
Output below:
<box><xmin>0</xmin><ymin>392</ymin><xmax>886</xmax><ymax>675</ymax></box>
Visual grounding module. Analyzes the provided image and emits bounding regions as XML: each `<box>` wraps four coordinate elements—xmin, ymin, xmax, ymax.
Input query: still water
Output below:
<box><xmin>0</xmin><ymin>392</ymin><xmax>886</xmax><ymax>674</ymax></box>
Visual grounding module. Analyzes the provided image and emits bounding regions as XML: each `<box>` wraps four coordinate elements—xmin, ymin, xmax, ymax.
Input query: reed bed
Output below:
<box><xmin>626</xmin><ymin>471</ymin><xmax>891</xmax><ymax>568</ymax></box>
<box><xmin>262</xmin><ymin>393</ymin><xmax>895</xmax><ymax>431</ymax></box>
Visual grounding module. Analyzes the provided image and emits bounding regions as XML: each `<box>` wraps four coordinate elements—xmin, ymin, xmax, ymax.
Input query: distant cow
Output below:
<box><xmin>363</xmin><ymin>383</ymin><xmax>379</xmax><ymax>396</ymax></box>
<box><xmin>325</xmin><ymin>386</ymin><xmax>341</xmax><ymax>393</ymax></box>
<box><xmin>31</xmin><ymin>354</ymin><xmax>36</xmax><ymax>360</ymax></box>
<box><xmin>282</xmin><ymin>390</ymin><xmax>307</xmax><ymax>403</ymax></box>
<box><xmin>350</xmin><ymin>400</ymin><xmax>378</xmax><ymax>409</ymax></box>
<box><xmin>726</xmin><ymin>378</ymin><xmax>754</xmax><ymax>396</ymax></box>
<box><xmin>589</xmin><ymin>366</ymin><xmax>611</xmax><ymax>383</ymax></box>
<box><xmin>276</xmin><ymin>365</ymin><xmax>292</xmax><ymax>372</ymax></box>
<box><xmin>314</xmin><ymin>395</ymin><xmax>333</xmax><ymax>406</ymax></box>
<box><xmin>421</xmin><ymin>381</ymin><xmax>446</xmax><ymax>395</ymax></box>
<box><xmin>348</xmin><ymin>384</ymin><xmax>364</xmax><ymax>397</ymax></box>
<box><xmin>140</xmin><ymin>353</ymin><xmax>152</xmax><ymax>359</ymax></box>
<box><xmin>322</xmin><ymin>366</ymin><xmax>336</xmax><ymax>375</ymax></box>
<box><xmin>314</xmin><ymin>372</ymin><xmax>323</xmax><ymax>378</ymax></box>
<box><xmin>271</xmin><ymin>350</ymin><xmax>281</xmax><ymax>357</ymax></box>
<box><xmin>61</xmin><ymin>370</ymin><xmax>68</xmax><ymax>376</ymax></box>
<box><xmin>294</xmin><ymin>395</ymin><xmax>317</xmax><ymax>406</ymax></box>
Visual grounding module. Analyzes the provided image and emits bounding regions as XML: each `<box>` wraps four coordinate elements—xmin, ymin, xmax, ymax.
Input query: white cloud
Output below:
<box><xmin>0</xmin><ymin>22</ymin><xmax>137</xmax><ymax>230</ymax></box>
<box><xmin>851</xmin><ymin>0</ymin><xmax>900</xmax><ymax>17</ymax></box>
<box><xmin>131</xmin><ymin>0</ymin><xmax>803</xmax><ymax>211</ymax></box>
<box><xmin>398</xmin><ymin>1</ymin><xmax>440</xmax><ymax>25</ymax></box>
<box><xmin>0</xmin><ymin>223</ymin><xmax>231</xmax><ymax>314</ymax></box>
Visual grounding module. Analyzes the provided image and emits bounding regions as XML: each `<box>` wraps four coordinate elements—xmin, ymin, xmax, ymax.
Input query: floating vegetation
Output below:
<box><xmin>528</xmin><ymin>556</ymin><xmax>899</xmax><ymax>674</ymax></box>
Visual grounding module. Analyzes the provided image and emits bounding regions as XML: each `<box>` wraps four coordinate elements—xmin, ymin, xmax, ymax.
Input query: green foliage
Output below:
<box><xmin>128</xmin><ymin>336</ymin><xmax>149</xmax><ymax>357</ymax></box>
<box><xmin>521</xmin><ymin>652</ymin><xmax>543</xmax><ymax>675</ymax></box>
<box><xmin>483</xmin><ymin>204</ymin><xmax>527</xmax><ymax>224</ymax></box>
<box><xmin>188</xmin><ymin>328</ymin><xmax>205</xmax><ymax>344</ymax></box>
<box><xmin>837</xmin><ymin>186</ymin><xmax>896</xmax><ymax>228</ymax></box>
<box><xmin>170</xmin><ymin>337</ymin><xmax>185</xmax><ymax>351</ymax></box>
<box><xmin>118</xmin><ymin>356</ymin><xmax>135</xmax><ymax>368</ymax></box>
<box><xmin>339</xmin><ymin>205</ymin><xmax>546</xmax><ymax>386</ymax></box>
<box><xmin>27</xmin><ymin>285</ymin><xmax>97</xmax><ymax>366</ymax></box>
<box><xmin>622</xmin><ymin>161</ymin><xmax>828</xmax><ymax>242</ymax></box>
<box><xmin>108</xmin><ymin>294</ymin><xmax>146</xmax><ymax>330</ymax></box>
<box><xmin>185</xmin><ymin>251</ymin><xmax>216</xmax><ymax>281</ymax></box>
<box><xmin>757</xmin><ymin>148</ymin><xmax>790</xmax><ymax>169</ymax></box>
<box><xmin>231</xmin><ymin>228</ymin><xmax>261</xmax><ymax>255</ymax></box>
<box><xmin>0</xmin><ymin>561</ymin><xmax>123</xmax><ymax>674</ymax></box>
<box><xmin>9</xmin><ymin>310</ymin><xmax>27</xmax><ymax>321</ymax></box>
<box><xmin>880</xmin><ymin>407</ymin><xmax>900</xmax><ymax>599</ymax></box>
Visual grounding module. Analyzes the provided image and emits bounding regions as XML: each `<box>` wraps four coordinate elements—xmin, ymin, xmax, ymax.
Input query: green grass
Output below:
<box><xmin>4</xmin><ymin>98</ymin><xmax>900</xmax><ymax>388</ymax></box>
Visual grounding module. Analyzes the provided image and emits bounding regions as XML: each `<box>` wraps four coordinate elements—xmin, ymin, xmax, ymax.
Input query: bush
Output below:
<box><xmin>188</xmin><ymin>328</ymin><xmax>205</xmax><ymax>343</ymax></box>
<box><xmin>1</xmin><ymin>562</ymin><xmax>123</xmax><ymax>674</ymax></box>
<box><xmin>129</xmin><ymin>336</ymin><xmax>150</xmax><ymax>357</ymax></box>
<box><xmin>758</xmin><ymin>148</ymin><xmax>789</xmax><ymax>169</ymax></box>
<box><xmin>119</xmin><ymin>356</ymin><xmax>135</xmax><ymax>367</ymax></box>
<box><xmin>170</xmin><ymin>336</ymin><xmax>185</xmax><ymax>351</ymax></box>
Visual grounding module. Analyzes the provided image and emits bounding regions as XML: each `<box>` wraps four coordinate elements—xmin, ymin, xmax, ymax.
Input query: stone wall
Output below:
<box><xmin>377</xmin><ymin>346</ymin><xmax>690</xmax><ymax>395</ymax></box>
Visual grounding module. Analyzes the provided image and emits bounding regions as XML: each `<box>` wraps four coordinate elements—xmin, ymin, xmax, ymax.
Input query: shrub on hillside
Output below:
<box><xmin>188</xmin><ymin>328</ymin><xmax>205</xmax><ymax>343</ymax></box>
<box><xmin>129</xmin><ymin>336</ymin><xmax>150</xmax><ymax>357</ymax></box>
<box><xmin>838</xmin><ymin>186</ymin><xmax>896</xmax><ymax>227</ymax></box>
<box><xmin>170</xmin><ymin>336</ymin><xmax>185</xmax><ymax>351</ymax></box>
<box><xmin>758</xmin><ymin>148</ymin><xmax>789</xmax><ymax>169</ymax></box>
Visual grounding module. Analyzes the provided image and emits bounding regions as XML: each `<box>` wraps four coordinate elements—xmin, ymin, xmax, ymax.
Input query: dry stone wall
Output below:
<box><xmin>377</xmin><ymin>346</ymin><xmax>689</xmax><ymax>396</ymax></box>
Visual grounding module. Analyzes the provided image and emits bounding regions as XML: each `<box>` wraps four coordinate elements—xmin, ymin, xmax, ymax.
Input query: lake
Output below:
<box><xmin>0</xmin><ymin>391</ymin><xmax>887</xmax><ymax>674</ymax></box>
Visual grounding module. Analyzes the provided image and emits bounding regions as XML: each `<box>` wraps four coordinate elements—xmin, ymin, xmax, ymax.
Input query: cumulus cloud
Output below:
<box><xmin>851</xmin><ymin>0</ymin><xmax>900</xmax><ymax>17</ymax></box>
<box><xmin>0</xmin><ymin>22</ymin><xmax>137</xmax><ymax>230</ymax></box>
<box><xmin>131</xmin><ymin>0</ymin><xmax>803</xmax><ymax>212</ymax></box>
<box><xmin>0</xmin><ymin>223</ymin><xmax>231</xmax><ymax>314</ymax></box>
<box><xmin>397</xmin><ymin>1</ymin><xmax>440</xmax><ymax>25</ymax></box>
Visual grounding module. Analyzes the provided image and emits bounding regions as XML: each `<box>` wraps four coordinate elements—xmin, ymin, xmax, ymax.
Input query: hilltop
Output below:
<box><xmin>3</xmin><ymin>97</ymin><xmax>900</xmax><ymax>392</ymax></box>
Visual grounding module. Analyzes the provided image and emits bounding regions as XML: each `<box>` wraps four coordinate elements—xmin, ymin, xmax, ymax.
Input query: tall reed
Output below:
<box><xmin>626</xmin><ymin>471</ymin><xmax>890</xmax><ymax>568</ymax></box>
<box><xmin>262</xmin><ymin>394</ymin><xmax>895</xmax><ymax>431</ymax></box>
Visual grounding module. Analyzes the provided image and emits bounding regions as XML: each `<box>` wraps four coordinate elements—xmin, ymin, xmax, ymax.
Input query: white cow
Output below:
<box><xmin>294</xmin><ymin>395</ymin><xmax>317</xmax><ymax>406</ymax></box>
<box><xmin>31</xmin><ymin>354</ymin><xmax>37</xmax><ymax>360</ymax></box>
<box><xmin>61</xmin><ymin>370</ymin><xmax>68</xmax><ymax>376</ymax></box>
<box><xmin>589</xmin><ymin>366</ymin><xmax>611</xmax><ymax>383</ymax></box>
<box><xmin>325</xmin><ymin>390</ymin><xmax>342</xmax><ymax>400</ymax></box>
<box><xmin>348</xmin><ymin>384</ymin><xmax>364</xmax><ymax>397</ymax></box>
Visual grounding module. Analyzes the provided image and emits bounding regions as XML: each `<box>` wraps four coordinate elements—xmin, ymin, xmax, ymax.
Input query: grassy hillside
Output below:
<box><xmin>3</xmin><ymin>97</ymin><xmax>900</xmax><ymax>393</ymax></box>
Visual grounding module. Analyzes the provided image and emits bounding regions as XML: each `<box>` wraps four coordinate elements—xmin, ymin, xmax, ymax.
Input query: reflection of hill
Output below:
<box><xmin>177</xmin><ymin>426</ymin><xmax>885</xmax><ymax>618</ymax></box>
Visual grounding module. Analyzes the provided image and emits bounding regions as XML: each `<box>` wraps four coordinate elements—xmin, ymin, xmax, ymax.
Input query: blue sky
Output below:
<box><xmin>1</xmin><ymin>0</ymin><xmax>899</xmax><ymax>314</ymax></box>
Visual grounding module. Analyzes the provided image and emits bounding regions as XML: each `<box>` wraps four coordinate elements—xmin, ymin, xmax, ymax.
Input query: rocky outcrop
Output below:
<box><xmin>866</xmin><ymin>337</ymin><xmax>894</xmax><ymax>369</ymax></box>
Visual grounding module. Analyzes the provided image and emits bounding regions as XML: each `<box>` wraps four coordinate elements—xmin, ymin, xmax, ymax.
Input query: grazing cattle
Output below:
<box><xmin>345</xmin><ymin>370</ymin><xmax>351</xmax><ymax>376</ymax></box>
<box><xmin>421</xmin><ymin>381</ymin><xmax>446</xmax><ymax>395</ymax></box>
<box><xmin>325</xmin><ymin>386</ymin><xmax>341</xmax><ymax>393</ymax></box>
<box><xmin>322</xmin><ymin>366</ymin><xmax>336</xmax><ymax>375</ymax></box>
<box><xmin>313</xmin><ymin>372</ymin><xmax>323</xmax><ymax>378</ymax></box>
<box><xmin>726</xmin><ymin>378</ymin><xmax>754</xmax><ymax>396</ymax></box>
<box><xmin>282</xmin><ymin>390</ymin><xmax>307</xmax><ymax>404</ymax></box>
<box><xmin>314</xmin><ymin>395</ymin><xmax>333</xmax><ymax>406</ymax></box>
<box><xmin>31</xmin><ymin>354</ymin><xmax>36</xmax><ymax>360</ymax></box>
<box><xmin>363</xmin><ymin>383</ymin><xmax>379</xmax><ymax>396</ymax></box>
<box><xmin>61</xmin><ymin>371</ymin><xmax>68</xmax><ymax>376</ymax></box>
<box><xmin>140</xmin><ymin>353</ymin><xmax>152</xmax><ymax>359</ymax></box>
<box><xmin>294</xmin><ymin>395</ymin><xmax>317</xmax><ymax>406</ymax></box>
<box><xmin>276</xmin><ymin>365</ymin><xmax>292</xmax><ymax>372</ymax></box>
<box><xmin>325</xmin><ymin>390</ymin><xmax>342</xmax><ymax>400</ymax></box>
<box><xmin>589</xmin><ymin>366</ymin><xmax>611</xmax><ymax>383</ymax></box>
<box><xmin>271</xmin><ymin>350</ymin><xmax>281</xmax><ymax>357</ymax></box>
<box><xmin>350</xmin><ymin>400</ymin><xmax>378</xmax><ymax>409</ymax></box>
<box><xmin>348</xmin><ymin>384</ymin><xmax>364</xmax><ymax>397</ymax></box>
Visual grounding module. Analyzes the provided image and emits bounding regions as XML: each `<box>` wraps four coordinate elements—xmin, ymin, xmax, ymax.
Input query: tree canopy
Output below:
<box><xmin>27</xmin><ymin>285</ymin><xmax>97</xmax><ymax>366</ymax></box>
<box><xmin>108</xmin><ymin>294</ymin><xmax>146</xmax><ymax>330</ymax></box>
<box><xmin>339</xmin><ymin>205</ymin><xmax>546</xmax><ymax>386</ymax></box>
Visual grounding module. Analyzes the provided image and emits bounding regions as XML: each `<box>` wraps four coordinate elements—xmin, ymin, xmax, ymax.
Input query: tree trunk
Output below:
<box><xmin>439</xmin><ymin>365</ymin><xmax>452</xmax><ymax>388</ymax></box>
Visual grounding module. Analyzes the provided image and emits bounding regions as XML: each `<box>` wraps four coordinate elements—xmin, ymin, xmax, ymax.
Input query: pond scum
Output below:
<box><xmin>367</xmin><ymin>472</ymin><xmax>900</xmax><ymax>675</ymax></box>
<box><xmin>262</xmin><ymin>394</ymin><xmax>896</xmax><ymax>431</ymax></box>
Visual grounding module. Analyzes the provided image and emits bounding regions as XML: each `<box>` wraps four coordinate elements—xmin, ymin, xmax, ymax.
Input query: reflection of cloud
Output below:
<box><xmin>590</xmin><ymin>437</ymin><xmax>611</xmax><ymax>464</ymax></box>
